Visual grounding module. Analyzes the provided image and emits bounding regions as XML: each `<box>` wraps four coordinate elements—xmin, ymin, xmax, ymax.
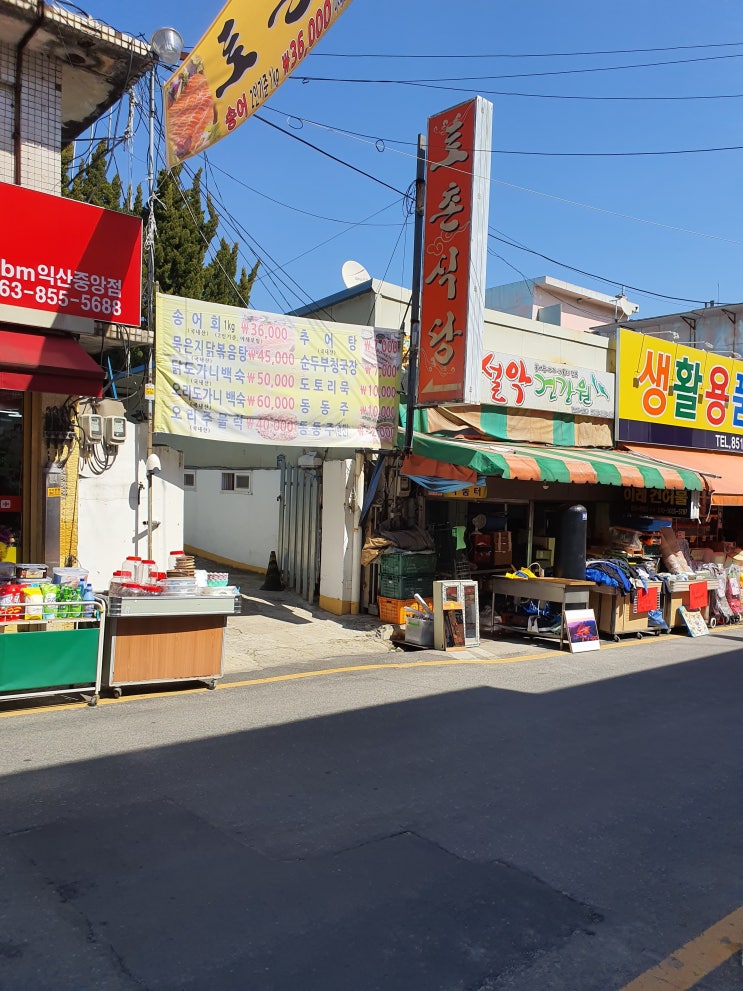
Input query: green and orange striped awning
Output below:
<box><xmin>409</xmin><ymin>432</ymin><xmax>703</xmax><ymax>490</ymax></box>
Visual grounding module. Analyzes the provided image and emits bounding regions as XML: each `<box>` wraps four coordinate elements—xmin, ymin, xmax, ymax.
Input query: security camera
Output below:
<box><xmin>146</xmin><ymin>453</ymin><xmax>162</xmax><ymax>474</ymax></box>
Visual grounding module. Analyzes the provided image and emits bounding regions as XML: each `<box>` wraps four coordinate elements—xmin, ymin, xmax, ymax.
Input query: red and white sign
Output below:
<box><xmin>0</xmin><ymin>496</ymin><xmax>21</xmax><ymax>513</ymax></box>
<box><xmin>0</xmin><ymin>182</ymin><xmax>142</xmax><ymax>330</ymax></box>
<box><xmin>417</xmin><ymin>97</ymin><xmax>492</xmax><ymax>406</ymax></box>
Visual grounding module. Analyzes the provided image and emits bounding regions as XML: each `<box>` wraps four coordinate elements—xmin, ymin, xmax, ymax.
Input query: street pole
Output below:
<box><xmin>404</xmin><ymin>134</ymin><xmax>426</xmax><ymax>456</ymax></box>
<box><xmin>145</xmin><ymin>60</ymin><xmax>156</xmax><ymax>560</ymax></box>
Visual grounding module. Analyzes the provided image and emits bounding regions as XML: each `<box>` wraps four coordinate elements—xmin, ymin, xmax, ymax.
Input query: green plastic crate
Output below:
<box><xmin>379</xmin><ymin>574</ymin><xmax>434</xmax><ymax>600</ymax></box>
<box><xmin>379</xmin><ymin>552</ymin><xmax>437</xmax><ymax>579</ymax></box>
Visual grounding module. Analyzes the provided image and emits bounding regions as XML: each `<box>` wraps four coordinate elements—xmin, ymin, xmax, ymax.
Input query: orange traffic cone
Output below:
<box><xmin>260</xmin><ymin>550</ymin><xmax>284</xmax><ymax>591</ymax></box>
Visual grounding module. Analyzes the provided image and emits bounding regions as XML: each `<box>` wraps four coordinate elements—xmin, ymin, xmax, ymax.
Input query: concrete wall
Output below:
<box><xmin>184</xmin><ymin>467</ymin><xmax>279</xmax><ymax>572</ymax></box>
<box><xmin>77</xmin><ymin>425</ymin><xmax>184</xmax><ymax>591</ymax></box>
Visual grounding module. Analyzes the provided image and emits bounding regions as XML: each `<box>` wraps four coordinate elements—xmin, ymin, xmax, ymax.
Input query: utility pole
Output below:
<box><xmin>404</xmin><ymin>134</ymin><xmax>426</xmax><ymax>456</ymax></box>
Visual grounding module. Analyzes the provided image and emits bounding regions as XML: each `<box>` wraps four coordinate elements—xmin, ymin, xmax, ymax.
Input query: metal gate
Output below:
<box><xmin>277</xmin><ymin>462</ymin><xmax>321</xmax><ymax>603</ymax></box>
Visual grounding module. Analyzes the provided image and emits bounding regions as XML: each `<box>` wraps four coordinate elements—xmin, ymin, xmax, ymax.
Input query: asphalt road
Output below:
<box><xmin>0</xmin><ymin>630</ymin><xmax>741</xmax><ymax>990</ymax></box>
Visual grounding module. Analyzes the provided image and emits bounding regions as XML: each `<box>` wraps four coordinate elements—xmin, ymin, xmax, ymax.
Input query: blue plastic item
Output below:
<box><xmin>82</xmin><ymin>583</ymin><xmax>95</xmax><ymax>618</ymax></box>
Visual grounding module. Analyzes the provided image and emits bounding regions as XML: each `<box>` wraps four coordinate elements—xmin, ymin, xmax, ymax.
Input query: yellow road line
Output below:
<box><xmin>619</xmin><ymin>906</ymin><xmax>743</xmax><ymax>990</ymax></box>
<box><xmin>0</xmin><ymin>625</ymin><xmax>734</xmax><ymax>720</ymax></box>
<box><xmin>0</xmin><ymin>649</ymin><xmax>557</xmax><ymax>719</ymax></box>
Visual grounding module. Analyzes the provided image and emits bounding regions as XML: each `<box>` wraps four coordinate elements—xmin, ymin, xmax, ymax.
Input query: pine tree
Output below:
<box><xmin>202</xmin><ymin>240</ymin><xmax>259</xmax><ymax>307</ymax></box>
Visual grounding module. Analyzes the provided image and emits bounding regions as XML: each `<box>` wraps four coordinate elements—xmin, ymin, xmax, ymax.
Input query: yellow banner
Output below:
<box><xmin>163</xmin><ymin>0</ymin><xmax>353</xmax><ymax>167</ymax></box>
<box><xmin>617</xmin><ymin>328</ymin><xmax>743</xmax><ymax>451</ymax></box>
<box><xmin>154</xmin><ymin>293</ymin><xmax>401</xmax><ymax>448</ymax></box>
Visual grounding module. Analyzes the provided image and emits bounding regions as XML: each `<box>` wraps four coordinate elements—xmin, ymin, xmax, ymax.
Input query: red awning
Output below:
<box><xmin>622</xmin><ymin>444</ymin><xmax>743</xmax><ymax>506</ymax></box>
<box><xmin>0</xmin><ymin>327</ymin><xmax>104</xmax><ymax>397</ymax></box>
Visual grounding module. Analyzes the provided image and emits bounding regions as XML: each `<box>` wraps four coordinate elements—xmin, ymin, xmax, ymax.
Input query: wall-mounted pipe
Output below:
<box><xmin>14</xmin><ymin>1</ymin><xmax>46</xmax><ymax>185</ymax></box>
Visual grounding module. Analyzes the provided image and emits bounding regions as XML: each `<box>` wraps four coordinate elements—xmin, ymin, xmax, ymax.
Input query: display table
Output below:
<box><xmin>662</xmin><ymin>579</ymin><xmax>713</xmax><ymax>629</ymax></box>
<box><xmin>103</xmin><ymin>593</ymin><xmax>240</xmax><ymax>696</ymax></box>
<box><xmin>0</xmin><ymin>597</ymin><xmax>106</xmax><ymax>706</ymax></box>
<box><xmin>589</xmin><ymin>582</ymin><xmax>664</xmax><ymax>640</ymax></box>
<box><xmin>489</xmin><ymin>577</ymin><xmax>593</xmax><ymax>649</ymax></box>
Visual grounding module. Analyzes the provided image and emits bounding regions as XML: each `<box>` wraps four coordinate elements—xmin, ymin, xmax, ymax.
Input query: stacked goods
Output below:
<box><xmin>491</xmin><ymin>531</ymin><xmax>512</xmax><ymax>566</ymax></box>
<box><xmin>378</xmin><ymin>552</ymin><xmax>436</xmax><ymax>609</ymax></box>
<box><xmin>168</xmin><ymin>554</ymin><xmax>195</xmax><ymax>578</ymax></box>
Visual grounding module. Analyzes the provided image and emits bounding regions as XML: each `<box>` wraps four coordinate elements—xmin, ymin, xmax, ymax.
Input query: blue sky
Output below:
<box><xmin>80</xmin><ymin>0</ymin><xmax>743</xmax><ymax>320</ymax></box>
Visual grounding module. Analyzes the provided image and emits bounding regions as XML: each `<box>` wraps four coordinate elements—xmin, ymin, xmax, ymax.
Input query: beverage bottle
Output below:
<box><xmin>83</xmin><ymin>583</ymin><xmax>96</xmax><ymax>618</ymax></box>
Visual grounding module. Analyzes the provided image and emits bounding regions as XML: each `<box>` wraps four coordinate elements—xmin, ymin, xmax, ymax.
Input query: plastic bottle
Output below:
<box><xmin>83</xmin><ymin>583</ymin><xmax>95</xmax><ymax>618</ymax></box>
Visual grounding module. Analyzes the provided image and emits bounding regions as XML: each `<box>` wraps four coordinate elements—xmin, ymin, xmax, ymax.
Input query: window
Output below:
<box><xmin>221</xmin><ymin>471</ymin><xmax>252</xmax><ymax>494</ymax></box>
<box><xmin>183</xmin><ymin>471</ymin><xmax>196</xmax><ymax>489</ymax></box>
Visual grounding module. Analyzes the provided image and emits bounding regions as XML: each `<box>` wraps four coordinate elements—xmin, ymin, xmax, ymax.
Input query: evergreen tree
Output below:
<box><xmin>149</xmin><ymin>165</ymin><xmax>218</xmax><ymax>301</ymax></box>
<box><xmin>203</xmin><ymin>240</ymin><xmax>259</xmax><ymax>307</ymax></box>
<box><xmin>61</xmin><ymin>146</ymin><xmax>260</xmax><ymax>309</ymax></box>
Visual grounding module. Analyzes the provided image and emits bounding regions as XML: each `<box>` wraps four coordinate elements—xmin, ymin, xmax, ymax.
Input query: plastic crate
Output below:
<box><xmin>379</xmin><ymin>551</ymin><xmax>437</xmax><ymax>579</ymax></box>
<box><xmin>379</xmin><ymin>574</ymin><xmax>434</xmax><ymax>600</ymax></box>
<box><xmin>377</xmin><ymin>596</ymin><xmax>433</xmax><ymax>625</ymax></box>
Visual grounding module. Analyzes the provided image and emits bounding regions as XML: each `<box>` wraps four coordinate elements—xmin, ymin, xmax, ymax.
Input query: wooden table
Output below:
<box><xmin>489</xmin><ymin>577</ymin><xmax>594</xmax><ymax>649</ymax></box>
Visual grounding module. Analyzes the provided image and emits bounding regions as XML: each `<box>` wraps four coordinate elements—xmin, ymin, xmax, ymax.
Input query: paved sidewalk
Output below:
<box><xmin>197</xmin><ymin>557</ymin><xmax>564</xmax><ymax>680</ymax></box>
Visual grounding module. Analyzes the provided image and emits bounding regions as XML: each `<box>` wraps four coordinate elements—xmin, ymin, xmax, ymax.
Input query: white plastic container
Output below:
<box><xmin>53</xmin><ymin>567</ymin><xmax>89</xmax><ymax>587</ymax></box>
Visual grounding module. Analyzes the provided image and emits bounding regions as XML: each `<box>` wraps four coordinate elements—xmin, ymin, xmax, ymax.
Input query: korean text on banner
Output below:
<box><xmin>163</xmin><ymin>0</ymin><xmax>354</xmax><ymax>167</ymax></box>
<box><xmin>417</xmin><ymin>97</ymin><xmax>492</xmax><ymax>406</ymax></box>
<box><xmin>0</xmin><ymin>181</ymin><xmax>142</xmax><ymax>330</ymax></box>
<box><xmin>481</xmin><ymin>351</ymin><xmax>614</xmax><ymax>418</ymax></box>
<box><xmin>154</xmin><ymin>293</ymin><xmax>401</xmax><ymax>449</ymax></box>
<box><xmin>617</xmin><ymin>328</ymin><xmax>743</xmax><ymax>453</ymax></box>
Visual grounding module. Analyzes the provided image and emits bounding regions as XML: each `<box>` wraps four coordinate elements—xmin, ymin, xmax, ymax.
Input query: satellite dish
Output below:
<box><xmin>341</xmin><ymin>260</ymin><xmax>371</xmax><ymax>288</ymax></box>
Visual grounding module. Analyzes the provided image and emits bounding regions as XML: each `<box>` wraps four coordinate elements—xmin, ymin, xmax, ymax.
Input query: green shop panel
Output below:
<box><xmin>0</xmin><ymin>628</ymin><xmax>99</xmax><ymax>692</ymax></box>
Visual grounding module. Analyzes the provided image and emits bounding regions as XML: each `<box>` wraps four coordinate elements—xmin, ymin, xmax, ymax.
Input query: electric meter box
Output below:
<box><xmin>104</xmin><ymin>415</ymin><xmax>127</xmax><ymax>445</ymax></box>
<box><xmin>79</xmin><ymin>413</ymin><xmax>103</xmax><ymax>444</ymax></box>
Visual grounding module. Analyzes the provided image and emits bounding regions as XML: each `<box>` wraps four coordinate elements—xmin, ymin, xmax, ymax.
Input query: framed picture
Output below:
<box><xmin>565</xmin><ymin>609</ymin><xmax>601</xmax><ymax>653</ymax></box>
<box><xmin>678</xmin><ymin>605</ymin><xmax>709</xmax><ymax>637</ymax></box>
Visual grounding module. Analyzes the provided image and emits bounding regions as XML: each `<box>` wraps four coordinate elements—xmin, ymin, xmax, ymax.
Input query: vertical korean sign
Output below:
<box><xmin>154</xmin><ymin>293</ymin><xmax>401</xmax><ymax>449</ymax></box>
<box><xmin>163</xmin><ymin>0</ymin><xmax>353</xmax><ymax>167</ymax></box>
<box><xmin>416</xmin><ymin>97</ymin><xmax>493</xmax><ymax>406</ymax></box>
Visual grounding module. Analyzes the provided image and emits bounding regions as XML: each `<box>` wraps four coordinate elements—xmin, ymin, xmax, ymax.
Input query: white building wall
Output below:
<box><xmin>184</xmin><ymin>468</ymin><xmax>279</xmax><ymax>572</ymax></box>
<box><xmin>319</xmin><ymin>457</ymin><xmax>363</xmax><ymax>615</ymax></box>
<box><xmin>77</xmin><ymin>425</ymin><xmax>184</xmax><ymax>591</ymax></box>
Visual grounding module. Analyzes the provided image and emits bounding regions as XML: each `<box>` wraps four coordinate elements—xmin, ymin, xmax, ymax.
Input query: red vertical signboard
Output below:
<box><xmin>417</xmin><ymin>98</ymin><xmax>492</xmax><ymax>406</ymax></box>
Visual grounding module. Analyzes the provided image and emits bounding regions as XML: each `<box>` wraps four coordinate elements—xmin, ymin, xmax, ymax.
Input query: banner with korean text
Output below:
<box><xmin>481</xmin><ymin>351</ymin><xmax>614</xmax><ymax>418</ymax></box>
<box><xmin>617</xmin><ymin>328</ymin><xmax>743</xmax><ymax>452</ymax></box>
<box><xmin>163</xmin><ymin>0</ymin><xmax>353</xmax><ymax>167</ymax></box>
<box><xmin>417</xmin><ymin>97</ymin><xmax>492</xmax><ymax>406</ymax></box>
<box><xmin>154</xmin><ymin>293</ymin><xmax>401</xmax><ymax>448</ymax></box>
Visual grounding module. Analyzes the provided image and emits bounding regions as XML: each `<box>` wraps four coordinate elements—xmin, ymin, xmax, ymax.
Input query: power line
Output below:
<box><xmin>263</xmin><ymin>105</ymin><xmax>743</xmax><ymax>158</ymax></box>
<box><xmin>488</xmin><ymin>228</ymin><xmax>709</xmax><ymax>304</ymax></box>
<box><xmin>254</xmin><ymin>114</ymin><xmax>406</xmax><ymax>195</ymax></box>
<box><xmin>315</xmin><ymin>41</ymin><xmax>743</xmax><ymax>60</ymax></box>
<box><xmin>296</xmin><ymin>51</ymin><xmax>743</xmax><ymax>86</ymax></box>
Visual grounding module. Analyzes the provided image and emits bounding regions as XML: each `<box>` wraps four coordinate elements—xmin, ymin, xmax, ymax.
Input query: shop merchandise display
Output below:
<box><xmin>0</xmin><ymin>563</ymin><xmax>96</xmax><ymax>621</ymax></box>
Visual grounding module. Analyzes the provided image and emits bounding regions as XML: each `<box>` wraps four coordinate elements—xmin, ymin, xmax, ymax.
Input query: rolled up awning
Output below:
<box><xmin>622</xmin><ymin>445</ymin><xmax>743</xmax><ymax>505</ymax></box>
<box><xmin>409</xmin><ymin>432</ymin><xmax>703</xmax><ymax>490</ymax></box>
<box><xmin>0</xmin><ymin>327</ymin><xmax>104</xmax><ymax>397</ymax></box>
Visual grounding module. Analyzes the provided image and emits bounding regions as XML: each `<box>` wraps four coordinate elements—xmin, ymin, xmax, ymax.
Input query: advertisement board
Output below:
<box><xmin>154</xmin><ymin>293</ymin><xmax>401</xmax><ymax>448</ymax></box>
<box><xmin>481</xmin><ymin>351</ymin><xmax>614</xmax><ymax>418</ymax></box>
<box><xmin>417</xmin><ymin>97</ymin><xmax>492</xmax><ymax>406</ymax></box>
<box><xmin>617</xmin><ymin>328</ymin><xmax>743</xmax><ymax>452</ymax></box>
<box><xmin>0</xmin><ymin>182</ymin><xmax>142</xmax><ymax>331</ymax></box>
<box><xmin>163</xmin><ymin>0</ymin><xmax>353</xmax><ymax>167</ymax></box>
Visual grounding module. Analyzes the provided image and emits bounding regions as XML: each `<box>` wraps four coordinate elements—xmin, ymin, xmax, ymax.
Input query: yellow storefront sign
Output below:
<box><xmin>154</xmin><ymin>293</ymin><xmax>401</xmax><ymax>449</ymax></box>
<box><xmin>617</xmin><ymin>328</ymin><xmax>743</xmax><ymax>452</ymax></box>
<box><xmin>163</xmin><ymin>0</ymin><xmax>354</xmax><ymax>167</ymax></box>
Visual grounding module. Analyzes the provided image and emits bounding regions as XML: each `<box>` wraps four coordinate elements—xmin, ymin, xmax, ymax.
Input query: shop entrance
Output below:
<box><xmin>0</xmin><ymin>390</ymin><xmax>23</xmax><ymax>565</ymax></box>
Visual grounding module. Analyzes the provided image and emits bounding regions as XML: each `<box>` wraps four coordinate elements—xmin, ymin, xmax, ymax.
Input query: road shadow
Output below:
<box><xmin>0</xmin><ymin>647</ymin><xmax>741</xmax><ymax>990</ymax></box>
